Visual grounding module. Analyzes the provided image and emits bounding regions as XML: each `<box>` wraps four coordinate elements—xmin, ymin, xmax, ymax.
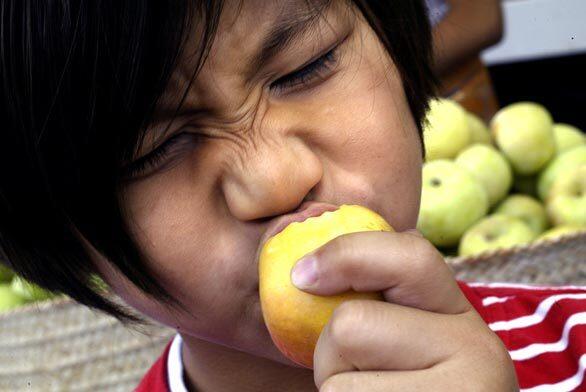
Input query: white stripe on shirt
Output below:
<box><xmin>509</xmin><ymin>312</ymin><xmax>586</xmax><ymax>361</ymax></box>
<box><xmin>468</xmin><ymin>282</ymin><xmax>586</xmax><ymax>291</ymax></box>
<box><xmin>520</xmin><ymin>353</ymin><xmax>586</xmax><ymax>392</ymax></box>
<box><xmin>482</xmin><ymin>295</ymin><xmax>514</xmax><ymax>306</ymax></box>
<box><xmin>489</xmin><ymin>293</ymin><xmax>586</xmax><ymax>331</ymax></box>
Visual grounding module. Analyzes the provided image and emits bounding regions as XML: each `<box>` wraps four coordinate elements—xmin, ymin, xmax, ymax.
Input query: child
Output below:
<box><xmin>1</xmin><ymin>1</ymin><xmax>584</xmax><ymax>391</ymax></box>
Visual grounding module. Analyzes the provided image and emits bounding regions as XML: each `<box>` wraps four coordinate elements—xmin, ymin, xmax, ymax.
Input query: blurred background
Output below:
<box><xmin>484</xmin><ymin>0</ymin><xmax>586</xmax><ymax>130</ymax></box>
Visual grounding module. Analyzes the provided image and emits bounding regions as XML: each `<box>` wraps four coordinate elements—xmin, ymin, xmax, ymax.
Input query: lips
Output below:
<box><xmin>260</xmin><ymin>202</ymin><xmax>339</xmax><ymax>246</ymax></box>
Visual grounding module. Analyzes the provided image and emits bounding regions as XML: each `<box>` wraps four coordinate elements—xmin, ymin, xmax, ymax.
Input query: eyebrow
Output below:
<box><xmin>247</xmin><ymin>1</ymin><xmax>332</xmax><ymax>79</ymax></box>
<box><xmin>151</xmin><ymin>1</ymin><xmax>333</xmax><ymax>133</ymax></box>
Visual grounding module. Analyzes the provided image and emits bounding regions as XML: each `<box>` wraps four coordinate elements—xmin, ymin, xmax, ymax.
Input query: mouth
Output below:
<box><xmin>260</xmin><ymin>201</ymin><xmax>339</xmax><ymax>246</ymax></box>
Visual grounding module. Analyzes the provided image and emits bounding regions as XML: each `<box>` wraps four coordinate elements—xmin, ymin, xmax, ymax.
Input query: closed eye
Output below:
<box><xmin>122</xmin><ymin>132</ymin><xmax>202</xmax><ymax>180</ymax></box>
<box><xmin>271</xmin><ymin>46</ymin><xmax>338</xmax><ymax>92</ymax></box>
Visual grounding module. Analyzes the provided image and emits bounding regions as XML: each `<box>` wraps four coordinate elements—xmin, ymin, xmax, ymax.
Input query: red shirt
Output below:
<box><xmin>136</xmin><ymin>281</ymin><xmax>586</xmax><ymax>391</ymax></box>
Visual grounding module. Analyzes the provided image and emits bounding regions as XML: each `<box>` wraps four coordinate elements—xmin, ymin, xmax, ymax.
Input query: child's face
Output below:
<box><xmin>95</xmin><ymin>0</ymin><xmax>422</xmax><ymax>365</ymax></box>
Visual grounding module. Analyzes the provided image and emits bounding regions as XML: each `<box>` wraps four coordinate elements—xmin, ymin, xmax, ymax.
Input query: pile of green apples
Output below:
<box><xmin>417</xmin><ymin>99</ymin><xmax>586</xmax><ymax>257</ymax></box>
<box><xmin>0</xmin><ymin>264</ymin><xmax>57</xmax><ymax>313</ymax></box>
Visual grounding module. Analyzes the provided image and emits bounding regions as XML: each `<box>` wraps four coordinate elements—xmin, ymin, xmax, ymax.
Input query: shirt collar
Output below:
<box><xmin>167</xmin><ymin>334</ymin><xmax>188</xmax><ymax>392</ymax></box>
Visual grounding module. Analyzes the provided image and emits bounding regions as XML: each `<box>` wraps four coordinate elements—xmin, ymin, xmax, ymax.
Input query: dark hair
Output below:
<box><xmin>0</xmin><ymin>0</ymin><xmax>434</xmax><ymax>323</ymax></box>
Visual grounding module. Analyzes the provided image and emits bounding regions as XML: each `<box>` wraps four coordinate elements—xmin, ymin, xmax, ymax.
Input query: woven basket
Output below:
<box><xmin>447</xmin><ymin>231</ymin><xmax>586</xmax><ymax>285</ymax></box>
<box><xmin>1</xmin><ymin>232</ymin><xmax>585</xmax><ymax>391</ymax></box>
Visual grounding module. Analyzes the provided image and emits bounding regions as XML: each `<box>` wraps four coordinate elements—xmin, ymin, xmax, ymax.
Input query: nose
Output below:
<box><xmin>222</xmin><ymin>139</ymin><xmax>323</xmax><ymax>221</ymax></box>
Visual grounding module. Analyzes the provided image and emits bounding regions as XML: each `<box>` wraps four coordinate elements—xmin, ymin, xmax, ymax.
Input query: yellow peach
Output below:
<box><xmin>259</xmin><ymin>204</ymin><xmax>393</xmax><ymax>368</ymax></box>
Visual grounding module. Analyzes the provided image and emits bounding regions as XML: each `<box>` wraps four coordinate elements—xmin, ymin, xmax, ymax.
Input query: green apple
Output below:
<box><xmin>546</xmin><ymin>165</ymin><xmax>586</xmax><ymax>226</ymax></box>
<box><xmin>423</xmin><ymin>98</ymin><xmax>470</xmax><ymax>161</ymax></box>
<box><xmin>513</xmin><ymin>174</ymin><xmax>538</xmax><ymax>197</ymax></box>
<box><xmin>494</xmin><ymin>194</ymin><xmax>549</xmax><ymax>235</ymax></box>
<box><xmin>467</xmin><ymin>112</ymin><xmax>492</xmax><ymax>145</ymax></box>
<box><xmin>10</xmin><ymin>276</ymin><xmax>56</xmax><ymax>302</ymax></box>
<box><xmin>0</xmin><ymin>284</ymin><xmax>28</xmax><ymax>312</ymax></box>
<box><xmin>459</xmin><ymin>214</ymin><xmax>536</xmax><ymax>257</ymax></box>
<box><xmin>490</xmin><ymin>102</ymin><xmax>555</xmax><ymax>175</ymax></box>
<box><xmin>538</xmin><ymin>145</ymin><xmax>586</xmax><ymax>201</ymax></box>
<box><xmin>456</xmin><ymin>145</ymin><xmax>512</xmax><ymax>206</ymax></box>
<box><xmin>417</xmin><ymin>160</ymin><xmax>488</xmax><ymax>247</ymax></box>
<box><xmin>553</xmin><ymin>123</ymin><xmax>585</xmax><ymax>154</ymax></box>
<box><xmin>537</xmin><ymin>225</ymin><xmax>585</xmax><ymax>242</ymax></box>
<box><xmin>0</xmin><ymin>264</ymin><xmax>14</xmax><ymax>282</ymax></box>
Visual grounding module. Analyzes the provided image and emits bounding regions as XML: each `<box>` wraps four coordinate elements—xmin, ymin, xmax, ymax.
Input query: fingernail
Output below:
<box><xmin>291</xmin><ymin>255</ymin><xmax>318</xmax><ymax>289</ymax></box>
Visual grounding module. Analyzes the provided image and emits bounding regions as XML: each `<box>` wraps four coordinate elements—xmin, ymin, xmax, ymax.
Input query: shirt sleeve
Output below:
<box><xmin>459</xmin><ymin>281</ymin><xmax>586</xmax><ymax>392</ymax></box>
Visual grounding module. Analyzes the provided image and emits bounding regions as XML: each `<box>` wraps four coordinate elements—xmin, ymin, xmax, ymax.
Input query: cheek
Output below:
<box><xmin>121</xmin><ymin>180</ymin><xmax>219</xmax><ymax>298</ymax></box>
<box><xmin>343</xmin><ymin>29</ymin><xmax>423</xmax><ymax>229</ymax></box>
<box><xmin>116</xmin><ymin>173</ymin><xmax>260</xmax><ymax>328</ymax></box>
<box><xmin>346</xmin><ymin>81</ymin><xmax>422</xmax><ymax>230</ymax></box>
<box><xmin>288</xmin><ymin>34</ymin><xmax>422</xmax><ymax>229</ymax></box>
<box><xmin>368</xmin><ymin>68</ymin><xmax>423</xmax><ymax>230</ymax></box>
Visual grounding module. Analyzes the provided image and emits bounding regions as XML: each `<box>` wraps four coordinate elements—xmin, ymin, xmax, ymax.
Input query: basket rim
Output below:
<box><xmin>445</xmin><ymin>229</ymin><xmax>586</xmax><ymax>266</ymax></box>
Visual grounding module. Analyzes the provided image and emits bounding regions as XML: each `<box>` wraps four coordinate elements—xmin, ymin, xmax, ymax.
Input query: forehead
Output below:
<box><xmin>154</xmin><ymin>0</ymin><xmax>333</xmax><ymax>118</ymax></box>
<box><xmin>217</xmin><ymin>0</ymin><xmax>330</xmax><ymax>40</ymax></box>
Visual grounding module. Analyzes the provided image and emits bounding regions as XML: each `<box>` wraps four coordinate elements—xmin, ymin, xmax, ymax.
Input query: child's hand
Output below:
<box><xmin>292</xmin><ymin>230</ymin><xmax>519</xmax><ymax>391</ymax></box>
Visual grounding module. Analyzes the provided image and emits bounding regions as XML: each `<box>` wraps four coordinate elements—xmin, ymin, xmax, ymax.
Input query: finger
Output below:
<box><xmin>291</xmin><ymin>230</ymin><xmax>469</xmax><ymax>314</ymax></box>
<box><xmin>319</xmin><ymin>350</ymin><xmax>518</xmax><ymax>392</ymax></box>
<box><xmin>319</xmin><ymin>370</ymin><xmax>445</xmax><ymax>392</ymax></box>
<box><xmin>313</xmin><ymin>299</ymin><xmax>489</xmax><ymax>388</ymax></box>
<box><xmin>320</xmin><ymin>361</ymin><xmax>518</xmax><ymax>392</ymax></box>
